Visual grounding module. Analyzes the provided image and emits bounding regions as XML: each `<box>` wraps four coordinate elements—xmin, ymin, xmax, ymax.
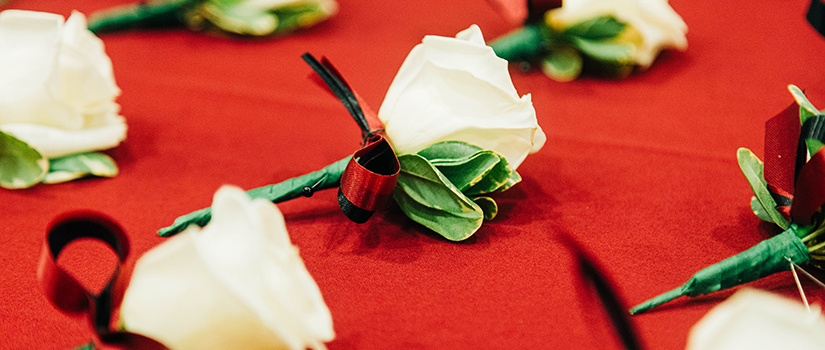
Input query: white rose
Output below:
<box><xmin>119</xmin><ymin>186</ymin><xmax>334</xmax><ymax>350</ymax></box>
<box><xmin>378</xmin><ymin>24</ymin><xmax>546</xmax><ymax>169</ymax></box>
<box><xmin>0</xmin><ymin>10</ymin><xmax>125</xmax><ymax>158</ymax></box>
<box><xmin>687</xmin><ymin>289</ymin><xmax>825</xmax><ymax>350</ymax></box>
<box><xmin>547</xmin><ymin>0</ymin><xmax>687</xmax><ymax>68</ymax></box>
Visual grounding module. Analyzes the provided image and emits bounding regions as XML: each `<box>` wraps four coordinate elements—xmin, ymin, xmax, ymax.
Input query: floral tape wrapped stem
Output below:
<box><xmin>629</xmin><ymin>227</ymin><xmax>811</xmax><ymax>315</ymax></box>
<box><xmin>158</xmin><ymin>157</ymin><xmax>347</xmax><ymax>237</ymax></box>
<box><xmin>87</xmin><ymin>0</ymin><xmax>338</xmax><ymax>37</ymax></box>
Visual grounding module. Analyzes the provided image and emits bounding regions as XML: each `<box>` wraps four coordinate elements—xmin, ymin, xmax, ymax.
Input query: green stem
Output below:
<box><xmin>801</xmin><ymin>224</ymin><xmax>825</xmax><ymax>243</ymax></box>
<box><xmin>157</xmin><ymin>156</ymin><xmax>349</xmax><ymax>237</ymax></box>
<box><xmin>629</xmin><ymin>227</ymin><xmax>811</xmax><ymax>315</ymax></box>
<box><xmin>808</xmin><ymin>240</ymin><xmax>825</xmax><ymax>253</ymax></box>
<box><xmin>87</xmin><ymin>0</ymin><xmax>190</xmax><ymax>34</ymax></box>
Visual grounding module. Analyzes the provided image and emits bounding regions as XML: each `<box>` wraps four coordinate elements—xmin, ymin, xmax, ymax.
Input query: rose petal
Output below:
<box><xmin>687</xmin><ymin>289</ymin><xmax>825</xmax><ymax>350</ymax></box>
<box><xmin>548</xmin><ymin>0</ymin><xmax>687</xmax><ymax>68</ymax></box>
<box><xmin>0</xmin><ymin>10</ymin><xmax>125</xmax><ymax>157</ymax></box>
<box><xmin>379</xmin><ymin>25</ymin><xmax>544</xmax><ymax>169</ymax></box>
<box><xmin>121</xmin><ymin>186</ymin><xmax>334</xmax><ymax>350</ymax></box>
<box><xmin>0</xmin><ymin>116</ymin><xmax>126</xmax><ymax>158</ymax></box>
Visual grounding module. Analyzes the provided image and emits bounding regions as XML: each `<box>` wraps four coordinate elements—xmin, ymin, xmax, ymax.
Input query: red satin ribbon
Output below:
<box><xmin>305</xmin><ymin>54</ymin><xmax>400</xmax><ymax>221</ymax></box>
<box><xmin>340</xmin><ymin>134</ymin><xmax>399</xmax><ymax>212</ymax></box>
<box><xmin>791</xmin><ymin>150</ymin><xmax>825</xmax><ymax>226</ymax></box>
<box><xmin>762</xmin><ymin>98</ymin><xmax>825</xmax><ymax>226</ymax></box>
<box><xmin>763</xmin><ymin>103</ymin><xmax>799</xmax><ymax>201</ymax></box>
<box><xmin>37</xmin><ymin>211</ymin><xmax>167</xmax><ymax>350</ymax></box>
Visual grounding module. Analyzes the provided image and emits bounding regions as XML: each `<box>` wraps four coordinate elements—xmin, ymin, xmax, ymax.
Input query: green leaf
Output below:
<box><xmin>71</xmin><ymin>342</ymin><xmax>95</xmax><ymax>350</ymax></box>
<box><xmin>0</xmin><ymin>130</ymin><xmax>48</xmax><ymax>189</ymax></box>
<box><xmin>737</xmin><ymin>148</ymin><xmax>789</xmax><ymax>229</ymax></box>
<box><xmin>271</xmin><ymin>2</ymin><xmax>330</xmax><ymax>34</ymax></box>
<box><xmin>570</xmin><ymin>36</ymin><xmax>634</xmax><ymax>63</ymax></box>
<box><xmin>541</xmin><ymin>47</ymin><xmax>582</xmax><ymax>82</ymax></box>
<box><xmin>789</xmin><ymin>85</ymin><xmax>820</xmax><ymax>125</ymax></box>
<box><xmin>188</xmin><ymin>0</ymin><xmax>278</xmax><ymax>36</ymax></box>
<box><xmin>417</xmin><ymin>141</ymin><xmax>521</xmax><ymax>196</ymax></box>
<box><xmin>489</xmin><ymin>24</ymin><xmax>548</xmax><ymax>63</ymax></box>
<box><xmin>394</xmin><ymin>153</ymin><xmax>484</xmax><ymax>241</ymax></box>
<box><xmin>417</xmin><ymin>141</ymin><xmax>484</xmax><ymax>162</ymax></box>
<box><xmin>463</xmin><ymin>154</ymin><xmax>520</xmax><ymax>196</ymax></box>
<box><xmin>429</xmin><ymin>150</ymin><xmax>501</xmax><ymax>192</ymax></box>
<box><xmin>473</xmin><ymin>196</ymin><xmax>498</xmax><ymax>220</ymax></box>
<box><xmin>788</xmin><ymin>85</ymin><xmax>825</xmax><ymax>155</ymax></box>
<box><xmin>750</xmin><ymin>196</ymin><xmax>773</xmax><ymax>222</ymax></box>
<box><xmin>563</xmin><ymin>16</ymin><xmax>626</xmax><ymax>40</ymax></box>
<box><xmin>43</xmin><ymin>152</ymin><xmax>119</xmax><ymax>184</ymax></box>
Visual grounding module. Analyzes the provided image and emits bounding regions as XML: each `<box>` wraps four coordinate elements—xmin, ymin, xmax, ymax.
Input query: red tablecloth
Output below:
<box><xmin>4</xmin><ymin>0</ymin><xmax>825</xmax><ymax>349</ymax></box>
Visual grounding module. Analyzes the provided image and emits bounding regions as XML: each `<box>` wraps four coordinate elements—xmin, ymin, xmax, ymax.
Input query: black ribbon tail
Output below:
<box><xmin>301</xmin><ymin>53</ymin><xmax>371</xmax><ymax>136</ymax></box>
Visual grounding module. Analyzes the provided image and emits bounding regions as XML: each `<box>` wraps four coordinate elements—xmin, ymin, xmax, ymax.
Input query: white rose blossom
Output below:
<box><xmin>120</xmin><ymin>186</ymin><xmax>334</xmax><ymax>350</ymax></box>
<box><xmin>547</xmin><ymin>0</ymin><xmax>688</xmax><ymax>68</ymax></box>
<box><xmin>378</xmin><ymin>24</ymin><xmax>546</xmax><ymax>169</ymax></box>
<box><xmin>687</xmin><ymin>289</ymin><xmax>825</xmax><ymax>350</ymax></box>
<box><xmin>0</xmin><ymin>10</ymin><xmax>125</xmax><ymax>158</ymax></box>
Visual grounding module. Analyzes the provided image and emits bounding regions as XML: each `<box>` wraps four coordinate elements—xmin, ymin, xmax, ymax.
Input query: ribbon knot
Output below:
<box><xmin>302</xmin><ymin>53</ymin><xmax>400</xmax><ymax>223</ymax></box>
<box><xmin>763</xmin><ymin>99</ymin><xmax>825</xmax><ymax>226</ymax></box>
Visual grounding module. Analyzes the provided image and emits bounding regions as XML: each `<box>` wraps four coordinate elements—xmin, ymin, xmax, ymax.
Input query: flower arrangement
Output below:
<box><xmin>38</xmin><ymin>186</ymin><xmax>334</xmax><ymax>349</ymax></box>
<box><xmin>631</xmin><ymin>85</ymin><xmax>825</xmax><ymax>314</ymax></box>
<box><xmin>490</xmin><ymin>0</ymin><xmax>687</xmax><ymax>81</ymax></box>
<box><xmin>86</xmin><ymin>0</ymin><xmax>338</xmax><ymax>37</ymax></box>
<box><xmin>159</xmin><ymin>25</ymin><xmax>545</xmax><ymax>241</ymax></box>
<box><xmin>0</xmin><ymin>10</ymin><xmax>124</xmax><ymax>189</ymax></box>
<box><xmin>121</xmin><ymin>186</ymin><xmax>335</xmax><ymax>349</ymax></box>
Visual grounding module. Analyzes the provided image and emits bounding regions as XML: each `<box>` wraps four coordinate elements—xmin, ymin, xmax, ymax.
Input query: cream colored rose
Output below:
<box><xmin>0</xmin><ymin>10</ymin><xmax>125</xmax><ymax>158</ymax></box>
<box><xmin>687</xmin><ymin>289</ymin><xmax>825</xmax><ymax>350</ymax></box>
<box><xmin>378</xmin><ymin>24</ymin><xmax>545</xmax><ymax>169</ymax></box>
<box><xmin>120</xmin><ymin>186</ymin><xmax>334</xmax><ymax>350</ymax></box>
<box><xmin>547</xmin><ymin>0</ymin><xmax>687</xmax><ymax>68</ymax></box>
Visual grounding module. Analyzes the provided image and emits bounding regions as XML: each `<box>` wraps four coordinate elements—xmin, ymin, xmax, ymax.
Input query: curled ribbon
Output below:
<box><xmin>37</xmin><ymin>212</ymin><xmax>167</xmax><ymax>349</ymax></box>
<box><xmin>301</xmin><ymin>53</ymin><xmax>400</xmax><ymax>223</ymax></box>
<box><xmin>763</xmin><ymin>100</ymin><xmax>825</xmax><ymax>226</ymax></box>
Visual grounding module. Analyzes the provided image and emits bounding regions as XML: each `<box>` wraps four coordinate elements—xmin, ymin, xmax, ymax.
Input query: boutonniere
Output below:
<box><xmin>490</xmin><ymin>0</ymin><xmax>687</xmax><ymax>81</ymax></box>
<box><xmin>631</xmin><ymin>85</ymin><xmax>825</xmax><ymax>314</ymax></box>
<box><xmin>86</xmin><ymin>0</ymin><xmax>338</xmax><ymax>37</ymax></box>
<box><xmin>159</xmin><ymin>25</ymin><xmax>545</xmax><ymax>241</ymax></box>
<box><xmin>686</xmin><ymin>289</ymin><xmax>825</xmax><ymax>350</ymax></box>
<box><xmin>0</xmin><ymin>10</ymin><xmax>124</xmax><ymax>189</ymax></box>
<box><xmin>39</xmin><ymin>186</ymin><xmax>334</xmax><ymax>349</ymax></box>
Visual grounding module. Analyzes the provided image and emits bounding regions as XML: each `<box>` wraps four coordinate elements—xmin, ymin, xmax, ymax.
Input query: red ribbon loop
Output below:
<box><xmin>763</xmin><ymin>102</ymin><xmax>800</xmax><ymax>200</ymax></box>
<box><xmin>791</xmin><ymin>149</ymin><xmax>825</xmax><ymax>226</ymax></box>
<box><xmin>339</xmin><ymin>134</ymin><xmax>399</xmax><ymax>222</ymax></box>
<box><xmin>37</xmin><ymin>211</ymin><xmax>167</xmax><ymax>349</ymax></box>
<box><xmin>303</xmin><ymin>53</ymin><xmax>401</xmax><ymax>223</ymax></box>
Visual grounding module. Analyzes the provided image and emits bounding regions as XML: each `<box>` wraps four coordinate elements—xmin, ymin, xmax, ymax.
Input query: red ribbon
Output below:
<box><xmin>791</xmin><ymin>150</ymin><xmax>825</xmax><ymax>226</ymax></box>
<box><xmin>303</xmin><ymin>53</ymin><xmax>400</xmax><ymax>223</ymax></box>
<box><xmin>37</xmin><ymin>211</ymin><xmax>167</xmax><ymax>350</ymax></box>
<box><xmin>762</xmin><ymin>97</ymin><xmax>825</xmax><ymax>226</ymax></box>
<box><xmin>339</xmin><ymin>133</ymin><xmax>399</xmax><ymax>212</ymax></box>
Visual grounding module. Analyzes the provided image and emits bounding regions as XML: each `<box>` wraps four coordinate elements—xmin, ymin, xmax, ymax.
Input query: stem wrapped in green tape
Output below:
<box><xmin>87</xmin><ymin>0</ymin><xmax>188</xmax><ymax>34</ymax></box>
<box><xmin>157</xmin><ymin>156</ymin><xmax>348</xmax><ymax>237</ymax></box>
<box><xmin>629</xmin><ymin>226</ymin><xmax>811</xmax><ymax>315</ymax></box>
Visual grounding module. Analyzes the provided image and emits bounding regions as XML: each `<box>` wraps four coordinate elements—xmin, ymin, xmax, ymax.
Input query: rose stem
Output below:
<box><xmin>87</xmin><ymin>0</ymin><xmax>189</xmax><ymax>35</ymax></box>
<box><xmin>629</xmin><ymin>227</ymin><xmax>811</xmax><ymax>315</ymax></box>
<box><xmin>157</xmin><ymin>156</ymin><xmax>349</xmax><ymax>237</ymax></box>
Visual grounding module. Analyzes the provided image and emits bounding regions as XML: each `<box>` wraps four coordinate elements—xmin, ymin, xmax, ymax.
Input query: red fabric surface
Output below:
<box><xmin>4</xmin><ymin>0</ymin><xmax>825</xmax><ymax>349</ymax></box>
